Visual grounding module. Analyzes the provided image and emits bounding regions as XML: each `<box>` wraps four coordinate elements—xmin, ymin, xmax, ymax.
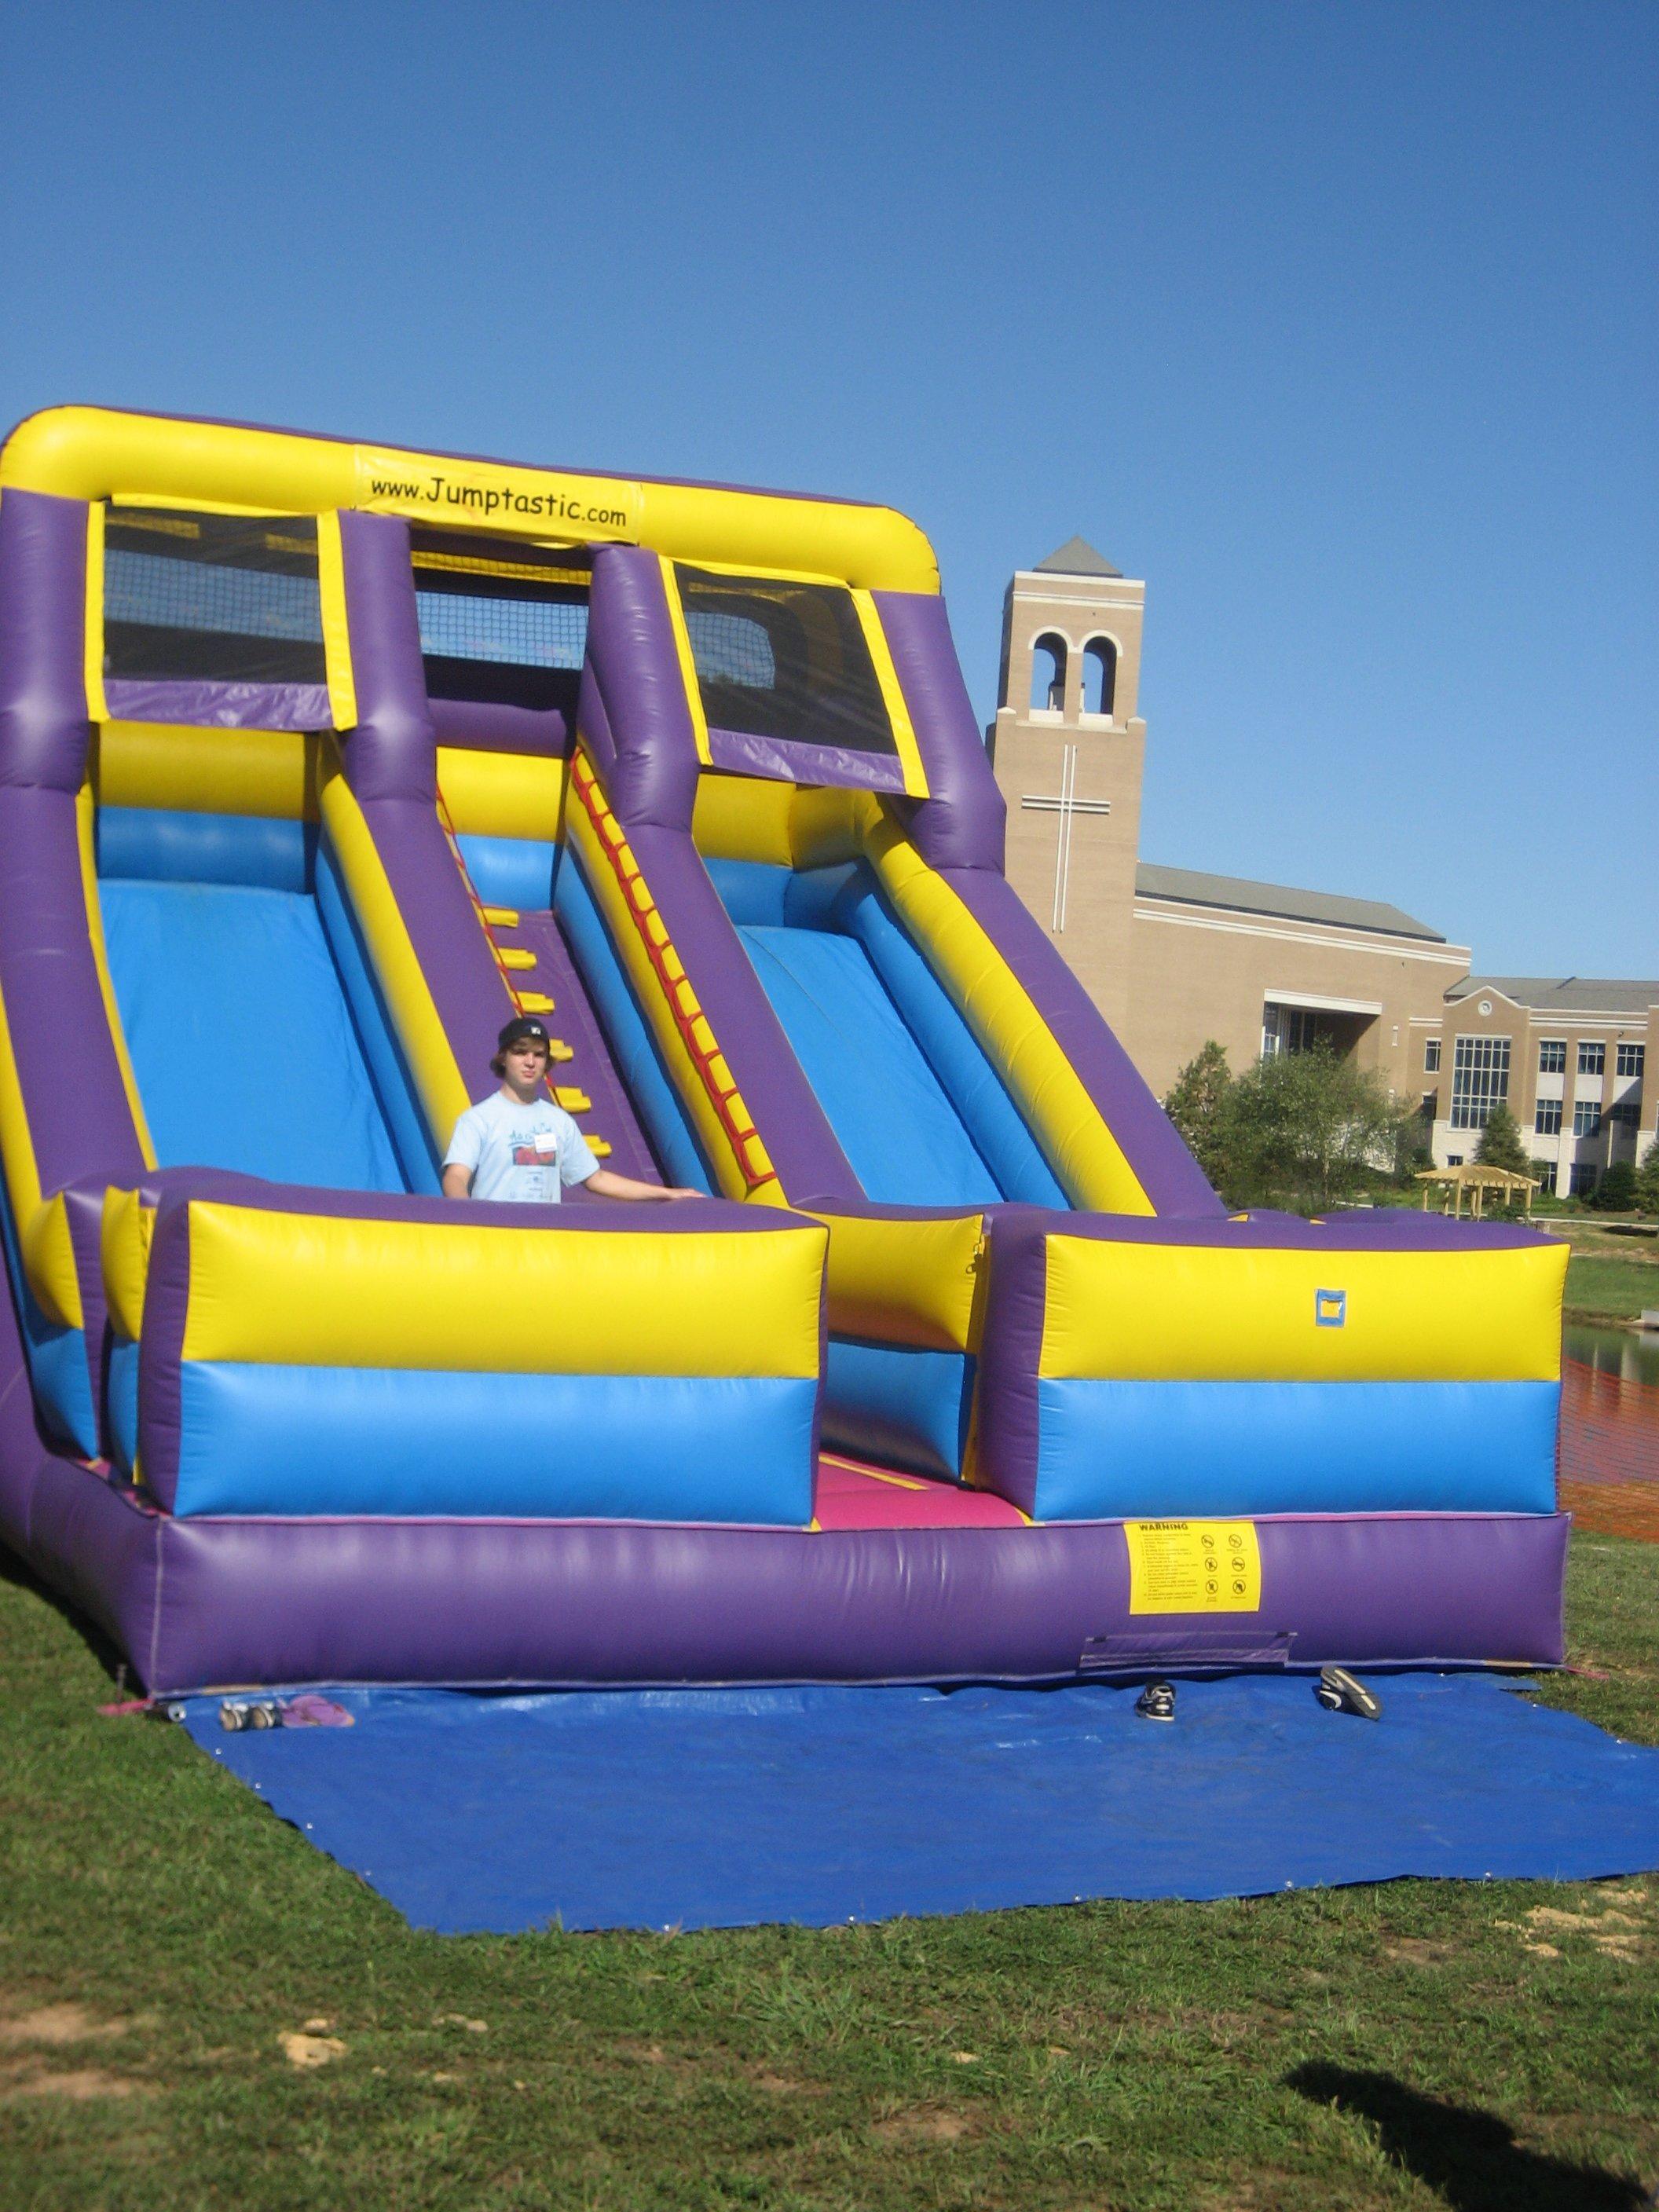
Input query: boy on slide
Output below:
<box><xmin>441</xmin><ymin>1016</ymin><xmax>701</xmax><ymax>1206</ymax></box>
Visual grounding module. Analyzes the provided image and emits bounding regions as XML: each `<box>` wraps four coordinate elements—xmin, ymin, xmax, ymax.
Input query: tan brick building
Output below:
<box><xmin>987</xmin><ymin>539</ymin><xmax>1656</xmax><ymax>1195</ymax></box>
<box><xmin>1423</xmin><ymin>981</ymin><xmax>1657</xmax><ymax>1197</ymax></box>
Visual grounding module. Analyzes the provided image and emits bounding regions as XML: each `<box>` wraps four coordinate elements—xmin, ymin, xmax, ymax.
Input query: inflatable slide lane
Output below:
<box><xmin>0</xmin><ymin>406</ymin><xmax>1569</xmax><ymax>1691</ymax></box>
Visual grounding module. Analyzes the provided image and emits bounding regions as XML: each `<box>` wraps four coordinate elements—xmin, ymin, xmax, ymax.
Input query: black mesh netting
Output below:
<box><xmin>410</xmin><ymin>533</ymin><xmax>590</xmax><ymax>713</ymax></box>
<box><xmin>674</xmin><ymin>566</ymin><xmax>895</xmax><ymax>757</ymax></box>
<box><xmin>102</xmin><ymin>509</ymin><xmax>326</xmax><ymax>687</ymax></box>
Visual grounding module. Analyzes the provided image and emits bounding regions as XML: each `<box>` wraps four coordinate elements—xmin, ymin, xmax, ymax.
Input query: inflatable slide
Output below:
<box><xmin>0</xmin><ymin>406</ymin><xmax>1569</xmax><ymax>1692</ymax></box>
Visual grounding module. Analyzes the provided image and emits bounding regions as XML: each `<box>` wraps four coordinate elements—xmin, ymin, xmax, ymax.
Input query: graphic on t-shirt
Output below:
<box><xmin>512</xmin><ymin>1131</ymin><xmax>562</xmax><ymax>1166</ymax></box>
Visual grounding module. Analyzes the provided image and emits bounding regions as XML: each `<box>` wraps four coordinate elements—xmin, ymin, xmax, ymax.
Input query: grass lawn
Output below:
<box><xmin>1564</xmin><ymin>1254</ymin><xmax>1659</xmax><ymax>1326</ymax></box>
<box><xmin>2</xmin><ymin>1538</ymin><xmax>1656</xmax><ymax>2212</ymax></box>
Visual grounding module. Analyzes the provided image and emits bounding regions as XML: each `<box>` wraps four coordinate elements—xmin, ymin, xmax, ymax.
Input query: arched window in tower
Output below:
<box><xmin>1082</xmin><ymin>636</ymin><xmax>1117</xmax><ymax>718</ymax></box>
<box><xmin>1029</xmin><ymin>633</ymin><xmax>1068</xmax><ymax>713</ymax></box>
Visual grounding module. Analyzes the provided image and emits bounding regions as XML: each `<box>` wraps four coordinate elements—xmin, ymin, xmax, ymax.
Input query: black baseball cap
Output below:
<box><xmin>497</xmin><ymin>1016</ymin><xmax>554</xmax><ymax>1055</ymax></box>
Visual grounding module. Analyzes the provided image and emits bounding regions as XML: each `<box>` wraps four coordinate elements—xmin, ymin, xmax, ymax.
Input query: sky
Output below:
<box><xmin>3</xmin><ymin>2</ymin><xmax>1654</xmax><ymax>976</ymax></box>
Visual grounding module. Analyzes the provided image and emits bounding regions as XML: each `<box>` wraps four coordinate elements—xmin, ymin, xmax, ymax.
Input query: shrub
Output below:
<box><xmin>1590</xmin><ymin>1161</ymin><xmax>1638</xmax><ymax>1213</ymax></box>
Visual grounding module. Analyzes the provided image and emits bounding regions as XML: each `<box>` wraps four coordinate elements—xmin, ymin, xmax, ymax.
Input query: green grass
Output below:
<box><xmin>2</xmin><ymin>1540</ymin><xmax>1657</xmax><ymax>2211</ymax></box>
<box><xmin>1565</xmin><ymin>1254</ymin><xmax>1659</xmax><ymax>1324</ymax></box>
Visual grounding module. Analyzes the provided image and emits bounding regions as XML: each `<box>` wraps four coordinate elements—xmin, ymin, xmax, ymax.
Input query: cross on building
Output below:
<box><xmin>1020</xmin><ymin>745</ymin><xmax>1111</xmax><ymax>932</ymax></box>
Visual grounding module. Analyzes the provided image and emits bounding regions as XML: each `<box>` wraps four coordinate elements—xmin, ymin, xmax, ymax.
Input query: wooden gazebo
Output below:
<box><xmin>1415</xmin><ymin>1165</ymin><xmax>1539</xmax><ymax>1219</ymax></box>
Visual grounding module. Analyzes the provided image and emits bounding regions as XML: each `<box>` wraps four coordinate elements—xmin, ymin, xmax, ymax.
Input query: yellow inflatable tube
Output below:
<box><xmin>2</xmin><ymin>406</ymin><xmax>939</xmax><ymax>595</ymax></box>
<box><xmin>1038</xmin><ymin>1234</ymin><xmax>1569</xmax><ymax>1383</ymax></box>
<box><xmin>178</xmin><ymin>1200</ymin><xmax>827</xmax><ymax>1380</ymax></box>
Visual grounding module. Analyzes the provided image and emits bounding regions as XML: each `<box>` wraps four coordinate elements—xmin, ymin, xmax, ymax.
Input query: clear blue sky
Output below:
<box><xmin>4</xmin><ymin>2</ymin><xmax>1653</xmax><ymax>975</ymax></box>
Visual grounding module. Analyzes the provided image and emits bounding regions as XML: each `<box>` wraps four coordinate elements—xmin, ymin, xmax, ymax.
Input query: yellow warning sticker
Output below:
<box><xmin>1125</xmin><ymin>1521</ymin><xmax>1261</xmax><ymax>1615</ymax></box>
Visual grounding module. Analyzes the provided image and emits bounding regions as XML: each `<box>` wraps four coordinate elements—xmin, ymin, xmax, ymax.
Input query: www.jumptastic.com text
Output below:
<box><xmin>365</xmin><ymin>474</ymin><xmax>632</xmax><ymax>529</ymax></box>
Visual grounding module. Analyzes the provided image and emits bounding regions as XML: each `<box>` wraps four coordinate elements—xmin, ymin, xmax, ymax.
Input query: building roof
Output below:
<box><xmin>1135</xmin><ymin>862</ymin><xmax>1447</xmax><ymax>943</ymax></box>
<box><xmin>1445</xmin><ymin>976</ymin><xmax>1659</xmax><ymax>1016</ymax></box>
<box><xmin>1033</xmin><ymin>535</ymin><xmax>1122</xmax><ymax>578</ymax></box>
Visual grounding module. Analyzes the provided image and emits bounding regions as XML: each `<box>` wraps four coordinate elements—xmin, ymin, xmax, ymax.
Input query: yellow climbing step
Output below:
<box><xmin>554</xmin><ymin>1087</ymin><xmax>591</xmax><ymax>1113</ymax></box>
<box><xmin>481</xmin><ymin>906</ymin><xmax>520</xmax><ymax>927</ymax></box>
<box><xmin>515</xmin><ymin>991</ymin><xmax>556</xmax><ymax>1014</ymax></box>
<box><xmin>498</xmin><ymin>947</ymin><xmax>537</xmax><ymax>971</ymax></box>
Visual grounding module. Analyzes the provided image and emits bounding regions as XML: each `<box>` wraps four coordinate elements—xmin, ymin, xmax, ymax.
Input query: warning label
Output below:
<box><xmin>1124</xmin><ymin>1520</ymin><xmax>1262</xmax><ymax>1616</ymax></box>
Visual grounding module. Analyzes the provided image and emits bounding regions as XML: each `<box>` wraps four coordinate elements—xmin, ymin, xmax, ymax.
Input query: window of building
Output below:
<box><xmin>1262</xmin><ymin>1003</ymin><xmax>1343</xmax><ymax>1058</ymax></box>
<box><xmin>1537</xmin><ymin>1039</ymin><xmax>1566</xmax><ymax>1075</ymax></box>
<box><xmin>1610</xmin><ymin>1100</ymin><xmax>1640</xmax><ymax>1130</ymax></box>
<box><xmin>1446</xmin><ymin>1155</ymin><xmax>1464</xmax><ymax>1168</ymax></box>
<box><xmin>1579</xmin><ymin>1041</ymin><xmax>1606</xmax><ymax>1077</ymax></box>
<box><xmin>1080</xmin><ymin>637</ymin><xmax>1117</xmax><ymax>716</ymax></box>
<box><xmin>1531</xmin><ymin>1158</ymin><xmax>1556</xmax><ymax>1193</ymax></box>
<box><xmin>1449</xmin><ymin>1035</ymin><xmax>1510</xmax><ymax>1130</ymax></box>
<box><xmin>1030</xmin><ymin>633</ymin><xmax>1068</xmax><ymax>713</ymax></box>
<box><xmin>1573</xmin><ymin>1101</ymin><xmax>1602</xmax><ymax>1138</ymax></box>
<box><xmin>1616</xmin><ymin>1042</ymin><xmax>1646</xmax><ymax>1082</ymax></box>
<box><xmin>1424</xmin><ymin>1038</ymin><xmax>1441</xmax><ymax>1073</ymax></box>
<box><xmin>1570</xmin><ymin>1163</ymin><xmax>1600</xmax><ymax>1198</ymax></box>
<box><xmin>1534</xmin><ymin>1099</ymin><xmax>1562</xmax><ymax>1136</ymax></box>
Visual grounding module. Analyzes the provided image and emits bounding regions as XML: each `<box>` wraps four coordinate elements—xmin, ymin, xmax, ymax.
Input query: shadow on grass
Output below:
<box><xmin>1287</xmin><ymin>2063</ymin><xmax>1650</xmax><ymax>2210</ymax></box>
<box><xmin>0</xmin><ymin>1535</ymin><xmax>129</xmax><ymax>1691</ymax></box>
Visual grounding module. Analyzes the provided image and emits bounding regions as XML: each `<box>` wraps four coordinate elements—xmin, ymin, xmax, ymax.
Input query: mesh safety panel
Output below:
<box><xmin>674</xmin><ymin>567</ymin><xmax>895</xmax><ymax>757</ymax></box>
<box><xmin>415</xmin><ymin>591</ymin><xmax>588</xmax><ymax>669</ymax></box>
<box><xmin>103</xmin><ymin>510</ymin><xmax>325</xmax><ymax>686</ymax></box>
<box><xmin>410</xmin><ymin>532</ymin><xmax>589</xmax><ymax>712</ymax></box>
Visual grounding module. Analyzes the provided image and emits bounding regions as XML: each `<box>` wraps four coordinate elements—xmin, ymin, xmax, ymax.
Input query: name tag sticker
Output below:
<box><xmin>1125</xmin><ymin>1520</ymin><xmax>1262</xmax><ymax>1615</ymax></box>
<box><xmin>533</xmin><ymin>1130</ymin><xmax>559</xmax><ymax>1155</ymax></box>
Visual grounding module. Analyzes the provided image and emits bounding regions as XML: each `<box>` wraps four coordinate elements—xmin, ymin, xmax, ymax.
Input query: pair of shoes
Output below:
<box><xmin>1317</xmin><ymin>1666</ymin><xmax>1382</xmax><ymax>1720</ymax></box>
<box><xmin>1135</xmin><ymin>1679</ymin><xmax>1176</xmax><ymax>1723</ymax></box>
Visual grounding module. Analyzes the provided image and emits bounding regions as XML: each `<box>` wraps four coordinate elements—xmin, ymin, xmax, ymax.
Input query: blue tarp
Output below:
<box><xmin>182</xmin><ymin>1675</ymin><xmax>1659</xmax><ymax>1936</ymax></box>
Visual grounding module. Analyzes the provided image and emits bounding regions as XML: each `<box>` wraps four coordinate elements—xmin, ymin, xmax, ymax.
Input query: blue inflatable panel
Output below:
<box><xmin>171</xmin><ymin>1363</ymin><xmax>818</xmax><ymax>1522</ymax></box>
<box><xmin>97</xmin><ymin>807</ymin><xmax>314</xmax><ymax>892</ymax></box>
<box><xmin>1031</xmin><ymin>1378</ymin><xmax>1562</xmax><ymax>1520</ymax></box>
<box><xmin>705</xmin><ymin>855</ymin><xmax>791</xmax><ymax>926</ymax></box>
<box><xmin>824</xmin><ymin>1337</ymin><xmax>974</xmax><ymax>1481</ymax></box>
<box><xmin>99</xmin><ymin>878</ymin><xmax>406</xmax><ymax>1192</ymax></box>
<box><xmin>184</xmin><ymin>1674</ymin><xmax>1659</xmax><ymax>1934</ymax></box>
<box><xmin>314</xmin><ymin>844</ymin><xmax>440</xmax><ymax>1192</ymax></box>
<box><xmin>709</xmin><ymin>858</ymin><xmax>1064</xmax><ymax>1206</ymax></box>
<box><xmin>107</xmin><ymin>1339</ymin><xmax>140</xmax><ymax>1470</ymax></box>
<box><xmin>841</xmin><ymin>882</ymin><xmax>1066</xmax><ymax>1208</ymax></box>
<box><xmin>456</xmin><ymin>833</ymin><xmax>557</xmax><ymax>910</ymax></box>
<box><xmin>555</xmin><ymin>857</ymin><xmax>713</xmax><ymax>1195</ymax></box>
<box><xmin>738</xmin><ymin>924</ymin><xmax>1002</xmax><ymax>1206</ymax></box>
<box><xmin>0</xmin><ymin>1187</ymin><xmax>96</xmax><ymax>1456</ymax></box>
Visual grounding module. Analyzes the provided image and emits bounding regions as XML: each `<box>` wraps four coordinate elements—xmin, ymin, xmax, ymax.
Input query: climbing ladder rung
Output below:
<box><xmin>498</xmin><ymin>947</ymin><xmax>537</xmax><ymax>971</ymax></box>
<box><xmin>481</xmin><ymin>906</ymin><xmax>520</xmax><ymax>927</ymax></box>
<box><xmin>515</xmin><ymin>991</ymin><xmax>556</xmax><ymax>1013</ymax></box>
<box><xmin>554</xmin><ymin>1087</ymin><xmax>591</xmax><ymax>1113</ymax></box>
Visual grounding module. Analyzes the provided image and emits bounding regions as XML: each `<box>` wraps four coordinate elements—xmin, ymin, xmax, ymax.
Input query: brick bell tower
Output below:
<box><xmin>987</xmin><ymin>538</ymin><xmax>1148</xmax><ymax>1035</ymax></box>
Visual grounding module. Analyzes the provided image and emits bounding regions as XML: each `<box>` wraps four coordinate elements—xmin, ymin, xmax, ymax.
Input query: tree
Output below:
<box><xmin>1590</xmin><ymin>1161</ymin><xmax>1638</xmax><ymax>1213</ymax></box>
<box><xmin>1163</xmin><ymin>1041</ymin><xmax>1235</xmax><ymax>1191</ymax></box>
<box><xmin>1636</xmin><ymin>1136</ymin><xmax>1659</xmax><ymax>1219</ymax></box>
<box><xmin>1474</xmin><ymin>1103</ymin><xmax>1529</xmax><ymax>1178</ymax></box>
<box><xmin>1222</xmin><ymin>1044</ymin><xmax>1412</xmax><ymax>1216</ymax></box>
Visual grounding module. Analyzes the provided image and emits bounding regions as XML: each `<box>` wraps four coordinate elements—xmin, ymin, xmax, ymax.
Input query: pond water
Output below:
<box><xmin>1564</xmin><ymin>1321</ymin><xmax>1659</xmax><ymax>1389</ymax></box>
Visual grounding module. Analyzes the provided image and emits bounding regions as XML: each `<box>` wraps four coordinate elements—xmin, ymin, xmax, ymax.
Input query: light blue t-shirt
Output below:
<box><xmin>444</xmin><ymin>1091</ymin><xmax>601</xmax><ymax>1203</ymax></box>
